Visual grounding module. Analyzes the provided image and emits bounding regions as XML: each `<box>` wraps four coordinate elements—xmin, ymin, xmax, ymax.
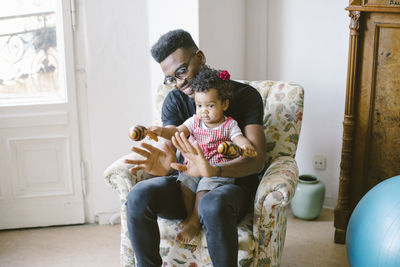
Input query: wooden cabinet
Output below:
<box><xmin>334</xmin><ymin>0</ymin><xmax>400</xmax><ymax>244</ymax></box>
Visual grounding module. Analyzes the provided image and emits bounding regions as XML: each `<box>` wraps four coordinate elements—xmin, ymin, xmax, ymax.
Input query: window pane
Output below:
<box><xmin>0</xmin><ymin>0</ymin><xmax>65</xmax><ymax>106</ymax></box>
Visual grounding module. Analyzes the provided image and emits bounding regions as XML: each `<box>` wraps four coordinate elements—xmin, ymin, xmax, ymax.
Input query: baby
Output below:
<box><xmin>149</xmin><ymin>66</ymin><xmax>256</xmax><ymax>242</ymax></box>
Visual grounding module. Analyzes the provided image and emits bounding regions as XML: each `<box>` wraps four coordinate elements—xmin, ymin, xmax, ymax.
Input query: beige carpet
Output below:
<box><xmin>0</xmin><ymin>208</ymin><xmax>348</xmax><ymax>267</ymax></box>
<box><xmin>282</xmin><ymin>208</ymin><xmax>349</xmax><ymax>267</ymax></box>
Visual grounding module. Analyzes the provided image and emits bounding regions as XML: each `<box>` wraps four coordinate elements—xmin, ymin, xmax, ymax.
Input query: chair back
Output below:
<box><xmin>239</xmin><ymin>80</ymin><xmax>304</xmax><ymax>166</ymax></box>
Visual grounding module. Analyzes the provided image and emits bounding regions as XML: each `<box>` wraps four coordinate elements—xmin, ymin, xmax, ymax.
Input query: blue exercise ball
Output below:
<box><xmin>346</xmin><ymin>175</ymin><xmax>400</xmax><ymax>267</ymax></box>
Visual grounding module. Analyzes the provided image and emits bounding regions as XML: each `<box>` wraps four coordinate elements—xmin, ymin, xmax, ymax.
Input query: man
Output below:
<box><xmin>125</xmin><ymin>29</ymin><xmax>266</xmax><ymax>267</ymax></box>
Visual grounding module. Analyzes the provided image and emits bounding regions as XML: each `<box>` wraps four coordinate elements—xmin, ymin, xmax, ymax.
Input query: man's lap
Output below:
<box><xmin>127</xmin><ymin>175</ymin><xmax>251</xmax><ymax>221</ymax></box>
<box><xmin>177</xmin><ymin>172</ymin><xmax>235</xmax><ymax>193</ymax></box>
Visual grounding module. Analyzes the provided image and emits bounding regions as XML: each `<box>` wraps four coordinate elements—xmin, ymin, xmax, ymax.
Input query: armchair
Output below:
<box><xmin>104</xmin><ymin>80</ymin><xmax>304</xmax><ymax>266</ymax></box>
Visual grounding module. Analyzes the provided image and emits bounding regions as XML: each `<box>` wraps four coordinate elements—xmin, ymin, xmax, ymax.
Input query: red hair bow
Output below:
<box><xmin>218</xmin><ymin>70</ymin><xmax>230</xmax><ymax>80</ymax></box>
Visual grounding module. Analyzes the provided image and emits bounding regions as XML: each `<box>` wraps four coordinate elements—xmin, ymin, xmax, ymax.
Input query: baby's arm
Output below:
<box><xmin>149</xmin><ymin>125</ymin><xmax>190</xmax><ymax>141</ymax></box>
<box><xmin>232</xmin><ymin>134</ymin><xmax>257</xmax><ymax>156</ymax></box>
<box><xmin>229</xmin><ymin>118</ymin><xmax>256</xmax><ymax>156</ymax></box>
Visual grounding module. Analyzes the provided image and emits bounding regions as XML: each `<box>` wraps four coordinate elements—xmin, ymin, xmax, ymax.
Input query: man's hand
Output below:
<box><xmin>170</xmin><ymin>132</ymin><xmax>217</xmax><ymax>178</ymax></box>
<box><xmin>124</xmin><ymin>141</ymin><xmax>176</xmax><ymax>176</ymax></box>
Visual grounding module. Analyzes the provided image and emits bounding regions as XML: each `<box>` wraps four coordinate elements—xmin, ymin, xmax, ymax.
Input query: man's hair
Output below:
<box><xmin>151</xmin><ymin>29</ymin><xmax>198</xmax><ymax>63</ymax></box>
<box><xmin>189</xmin><ymin>65</ymin><xmax>232</xmax><ymax>102</ymax></box>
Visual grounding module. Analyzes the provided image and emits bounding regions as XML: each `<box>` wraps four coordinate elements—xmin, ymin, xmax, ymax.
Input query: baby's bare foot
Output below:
<box><xmin>176</xmin><ymin>220</ymin><xmax>200</xmax><ymax>243</ymax></box>
<box><xmin>178</xmin><ymin>221</ymin><xmax>185</xmax><ymax>230</ymax></box>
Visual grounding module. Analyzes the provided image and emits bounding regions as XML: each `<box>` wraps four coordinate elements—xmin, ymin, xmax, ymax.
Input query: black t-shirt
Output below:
<box><xmin>161</xmin><ymin>80</ymin><xmax>264</xmax><ymax>195</ymax></box>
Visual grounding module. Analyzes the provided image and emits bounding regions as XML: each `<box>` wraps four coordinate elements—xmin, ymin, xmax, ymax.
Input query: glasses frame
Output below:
<box><xmin>163</xmin><ymin>51</ymin><xmax>198</xmax><ymax>86</ymax></box>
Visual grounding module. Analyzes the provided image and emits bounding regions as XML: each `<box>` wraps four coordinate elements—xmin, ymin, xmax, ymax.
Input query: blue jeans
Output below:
<box><xmin>126</xmin><ymin>175</ymin><xmax>251</xmax><ymax>267</ymax></box>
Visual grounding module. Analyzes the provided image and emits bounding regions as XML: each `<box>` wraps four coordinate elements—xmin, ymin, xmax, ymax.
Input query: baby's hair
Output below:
<box><xmin>151</xmin><ymin>29</ymin><xmax>198</xmax><ymax>63</ymax></box>
<box><xmin>189</xmin><ymin>65</ymin><xmax>232</xmax><ymax>101</ymax></box>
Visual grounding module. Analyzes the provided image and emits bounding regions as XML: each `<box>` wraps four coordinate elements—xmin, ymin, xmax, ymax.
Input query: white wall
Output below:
<box><xmin>147</xmin><ymin>0</ymin><xmax>199</xmax><ymax>122</ymax></box>
<box><xmin>198</xmin><ymin>0</ymin><xmax>246</xmax><ymax>79</ymax></box>
<box><xmin>76</xmin><ymin>0</ymin><xmax>152</xmax><ymax>221</ymax></box>
<box><xmin>265</xmin><ymin>0</ymin><xmax>350</xmax><ymax>208</ymax></box>
<box><xmin>245</xmin><ymin>0</ymin><xmax>268</xmax><ymax>80</ymax></box>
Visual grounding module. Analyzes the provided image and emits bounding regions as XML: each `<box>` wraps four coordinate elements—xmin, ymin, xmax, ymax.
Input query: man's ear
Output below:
<box><xmin>223</xmin><ymin>99</ymin><xmax>229</xmax><ymax>111</ymax></box>
<box><xmin>196</xmin><ymin>50</ymin><xmax>206</xmax><ymax>65</ymax></box>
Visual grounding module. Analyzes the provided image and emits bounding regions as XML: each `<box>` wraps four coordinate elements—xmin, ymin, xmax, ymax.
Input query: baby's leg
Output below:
<box><xmin>179</xmin><ymin>183</ymin><xmax>195</xmax><ymax>222</ymax></box>
<box><xmin>177</xmin><ymin>190</ymin><xmax>208</xmax><ymax>243</ymax></box>
<box><xmin>176</xmin><ymin>172</ymin><xmax>199</xmax><ymax>225</ymax></box>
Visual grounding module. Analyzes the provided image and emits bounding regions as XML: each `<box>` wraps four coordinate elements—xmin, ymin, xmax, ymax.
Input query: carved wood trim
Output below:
<box><xmin>334</xmin><ymin>10</ymin><xmax>361</xmax><ymax>244</ymax></box>
<box><xmin>346</xmin><ymin>6</ymin><xmax>400</xmax><ymax>12</ymax></box>
<box><xmin>389</xmin><ymin>0</ymin><xmax>400</xmax><ymax>5</ymax></box>
<box><xmin>350</xmin><ymin>0</ymin><xmax>362</xmax><ymax>6</ymax></box>
<box><xmin>349</xmin><ymin>11</ymin><xmax>361</xmax><ymax>36</ymax></box>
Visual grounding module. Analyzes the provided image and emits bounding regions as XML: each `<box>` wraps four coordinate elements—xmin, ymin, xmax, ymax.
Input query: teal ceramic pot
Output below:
<box><xmin>291</xmin><ymin>174</ymin><xmax>325</xmax><ymax>220</ymax></box>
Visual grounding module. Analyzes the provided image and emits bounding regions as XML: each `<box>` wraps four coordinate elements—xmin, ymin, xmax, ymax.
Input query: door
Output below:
<box><xmin>0</xmin><ymin>0</ymin><xmax>84</xmax><ymax>229</ymax></box>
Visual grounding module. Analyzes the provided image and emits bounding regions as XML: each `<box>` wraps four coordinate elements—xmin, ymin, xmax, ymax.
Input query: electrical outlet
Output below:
<box><xmin>313</xmin><ymin>155</ymin><xmax>326</xmax><ymax>170</ymax></box>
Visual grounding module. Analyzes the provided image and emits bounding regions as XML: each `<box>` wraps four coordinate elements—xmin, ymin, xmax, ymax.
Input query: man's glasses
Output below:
<box><xmin>163</xmin><ymin>51</ymin><xmax>197</xmax><ymax>86</ymax></box>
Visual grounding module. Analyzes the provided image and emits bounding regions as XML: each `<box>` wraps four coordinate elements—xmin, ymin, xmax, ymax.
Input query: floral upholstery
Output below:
<box><xmin>104</xmin><ymin>80</ymin><xmax>304</xmax><ymax>267</ymax></box>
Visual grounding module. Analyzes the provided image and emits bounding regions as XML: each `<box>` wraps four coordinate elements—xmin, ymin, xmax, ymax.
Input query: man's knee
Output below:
<box><xmin>126</xmin><ymin>180</ymin><xmax>159</xmax><ymax>218</ymax></box>
<box><xmin>198</xmin><ymin>186</ymin><xmax>238</xmax><ymax>220</ymax></box>
<box><xmin>127</xmin><ymin>181</ymin><xmax>149</xmax><ymax>204</ymax></box>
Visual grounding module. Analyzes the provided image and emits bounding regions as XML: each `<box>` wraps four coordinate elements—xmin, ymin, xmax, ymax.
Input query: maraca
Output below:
<box><xmin>129</xmin><ymin>125</ymin><xmax>158</xmax><ymax>142</ymax></box>
<box><xmin>217</xmin><ymin>141</ymin><xmax>257</xmax><ymax>158</ymax></box>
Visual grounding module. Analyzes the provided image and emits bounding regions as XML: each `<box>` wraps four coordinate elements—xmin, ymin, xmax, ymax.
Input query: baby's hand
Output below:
<box><xmin>129</xmin><ymin>125</ymin><xmax>158</xmax><ymax>142</ymax></box>
<box><xmin>241</xmin><ymin>144</ymin><xmax>257</xmax><ymax>158</ymax></box>
<box><xmin>148</xmin><ymin>126</ymin><xmax>162</xmax><ymax>136</ymax></box>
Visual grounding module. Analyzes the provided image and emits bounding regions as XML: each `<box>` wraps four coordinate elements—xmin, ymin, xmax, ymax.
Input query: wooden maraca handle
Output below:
<box><xmin>217</xmin><ymin>141</ymin><xmax>257</xmax><ymax>158</ymax></box>
<box><xmin>129</xmin><ymin>125</ymin><xmax>158</xmax><ymax>142</ymax></box>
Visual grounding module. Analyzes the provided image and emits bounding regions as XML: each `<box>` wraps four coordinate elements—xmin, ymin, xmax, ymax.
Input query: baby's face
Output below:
<box><xmin>194</xmin><ymin>88</ymin><xmax>228</xmax><ymax>128</ymax></box>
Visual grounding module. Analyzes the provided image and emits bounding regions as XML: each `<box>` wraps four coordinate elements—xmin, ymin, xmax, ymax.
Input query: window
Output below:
<box><xmin>0</xmin><ymin>0</ymin><xmax>66</xmax><ymax>106</ymax></box>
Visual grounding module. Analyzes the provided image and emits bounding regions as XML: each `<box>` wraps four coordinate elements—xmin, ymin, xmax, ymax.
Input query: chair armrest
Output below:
<box><xmin>254</xmin><ymin>156</ymin><xmax>299</xmax><ymax>210</ymax></box>
<box><xmin>252</xmin><ymin>156</ymin><xmax>299</xmax><ymax>265</ymax></box>
<box><xmin>104</xmin><ymin>146</ymin><xmax>154</xmax><ymax>203</ymax></box>
<box><xmin>104</xmin><ymin>152</ymin><xmax>153</xmax><ymax>267</ymax></box>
